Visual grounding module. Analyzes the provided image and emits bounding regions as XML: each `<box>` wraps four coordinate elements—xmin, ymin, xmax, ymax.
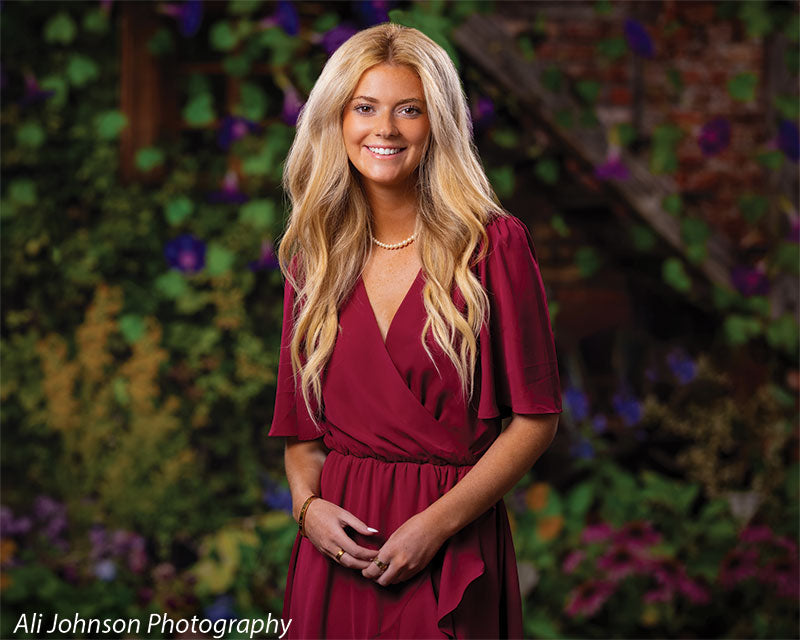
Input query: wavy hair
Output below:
<box><xmin>277</xmin><ymin>21</ymin><xmax>510</xmax><ymax>430</ymax></box>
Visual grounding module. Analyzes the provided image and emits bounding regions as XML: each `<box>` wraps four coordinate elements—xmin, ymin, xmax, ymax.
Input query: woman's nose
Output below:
<box><xmin>375</xmin><ymin>110</ymin><xmax>399</xmax><ymax>136</ymax></box>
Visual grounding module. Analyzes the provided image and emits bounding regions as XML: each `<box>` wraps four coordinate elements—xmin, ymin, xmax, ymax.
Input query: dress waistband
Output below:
<box><xmin>325</xmin><ymin>446</ymin><xmax>479</xmax><ymax>467</ymax></box>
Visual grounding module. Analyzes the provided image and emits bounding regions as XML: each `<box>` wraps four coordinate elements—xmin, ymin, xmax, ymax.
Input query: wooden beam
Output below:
<box><xmin>452</xmin><ymin>14</ymin><xmax>736</xmax><ymax>290</ymax></box>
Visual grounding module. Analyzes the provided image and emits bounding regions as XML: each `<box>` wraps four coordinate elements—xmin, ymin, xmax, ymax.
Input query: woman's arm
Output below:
<box><xmin>284</xmin><ymin>436</ymin><xmax>381</xmax><ymax>569</ymax></box>
<box><xmin>362</xmin><ymin>412</ymin><xmax>559</xmax><ymax>585</ymax></box>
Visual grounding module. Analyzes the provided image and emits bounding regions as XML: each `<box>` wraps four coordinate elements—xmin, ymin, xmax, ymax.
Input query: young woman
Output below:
<box><xmin>268</xmin><ymin>22</ymin><xmax>562</xmax><ymax>639</ymax></box>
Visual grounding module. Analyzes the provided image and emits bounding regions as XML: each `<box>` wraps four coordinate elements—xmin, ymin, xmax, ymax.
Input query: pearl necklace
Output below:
<box><xmin>370</xmin><ymin>231</ymin><xmax>416</xmax><ymax>250</ymax></box>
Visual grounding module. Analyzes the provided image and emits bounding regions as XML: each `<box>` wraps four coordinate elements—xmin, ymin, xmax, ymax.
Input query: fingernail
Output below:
<box><xmin>367</xmin><ymin>527</ymin><xmax>379</xmax><ymax>532</ymax></box>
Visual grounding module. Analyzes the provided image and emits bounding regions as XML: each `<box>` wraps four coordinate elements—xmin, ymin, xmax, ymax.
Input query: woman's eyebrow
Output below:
<box><xmin>351</xmin><ymin>95</ymin><xmax>425</xmax><ymax>105</ymax></box>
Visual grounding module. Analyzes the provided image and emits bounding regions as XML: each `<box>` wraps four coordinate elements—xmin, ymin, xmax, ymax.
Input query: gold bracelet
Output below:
<box><xmin>298</xmin><ymin>494</ymin><xmax>319</xmax><ymax>537</ymax></box>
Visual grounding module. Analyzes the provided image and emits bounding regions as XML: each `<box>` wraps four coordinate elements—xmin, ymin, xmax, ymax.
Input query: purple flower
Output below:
<box><xmin>207</xmin><ymin>170</ymin><xmax>250</xmax><ymax>205</ymax></box>
<box><xmin>595</xmin><ymin>153</ymin><xmax>630</xmax><ymax>180</ymax></box>
<box><xmin>249</xmin><ymin>239</ymin><xmax>280</xmax><ymax>272</ymax></box>
<box><xmin>564</xmin><ymin>387</ymin><xmax>590</xmax><ymax>421</ymax></box>
<box><xmin>205</xmin><ymin>594</ymin><xmax>237</xmax><ymax>621</ymax></box>
<box><xmin>565</xmin><ymin>579</ymin><xmax>617</xmax><ymax>618</ymax></box>
<box><xmin>581</xmin><ymin>522</ymin><xmax>615</xmax><ymax>544</ymax></box>
<box><xmin>19</xmin><ymin>73</ymin><xmax>55</xmax><ymax>107</ymax></box>
<box><xmin>158</xmin><ymin>0</ymin><xmax>203</xmax><ymax>37</ymax></box>
<box><xmin>470</xmin><ymin>95</ymin><xmax>495</xmax><ymax>136</ymax></box>
<box><xmin>666</xmin><ymin>347</ymin><xmax>697</xmax><ymax>384</ymax></box>
<box><xmin>592</xmin><ymin>414</ymin><xmax>607</xmax><ymax>434</ymax></box>
<box><xmin>281</xmin><ymin>84</ymin><xmax>304</xmax><ymax>127</ymax></box>
<box><xmin>318</xmin><ymin>23</ymin><xmax>358</xmax><ymax>56</ymax></box>
<box><xmin>698</xmin><ymin>117</ymin><xmax>731</xmax><ymax>156</ymax></box>
<box><xmin>94</xmin><ymin>558</ymin><xmax>117</xmax><ymax>581</ymax></box>
<box><xmin>353</xmin><ymin>0</ymin><xmax>393</xmax><ymax>27</ymax></box>
<box><xmin>164</xmin><ymin>234</ymin><xmax>206</xmax><ymax>274</ymax></box>
<box><xmin>612</xmin><ymin>390</ymin><xmax>642</xmax><ymax>426</ymax></box>
<box><xmin>33</xmin><ymin>496</ymin><xmax>68</xmax><ymax>542</ymax></box>
<box><xmin>99</xmin><ymin>0</ymin><xmax>113</xmax><ymax>15</ymax></box>
<box><xmin>788</xmin><ymin>217</ymin><xmax>799</xmax><ymax>243</ymax></box>
<box><xmin>217</xmin><ymin>115</ymin><xmax>263</xmax><ymax>151</ymax></box>
<box><xmin>259</xmin><ymin>0</ymin><xmax>299</xmax><ymax>36</ymax></box>
<box><xmin>777</xmin><ymin>119</ymin><xmax>799</xmax><ymax>162</ymax></box>
<box><xmin>0</xmin><ymin>505</ymin><xmax>32</xmax><ymax>536</ymax></box>
<box><xmin>730</xmin><ymin>264</ymin><xmax>769</xmax><ymax>297</ymax></box>
<box><xmin>570</xmin><ymin>436</ymin><xmax>595</xmax><ymax>460</ymax></box>
<box><xmin>624</xmin><ymin>18</ymin><xmax>654</xmax><ymax>58</ymax></box>
<box><xmin>262</xmin><ymin>475</ymin><xmax>293</xmax><ymax>514</ymax></box>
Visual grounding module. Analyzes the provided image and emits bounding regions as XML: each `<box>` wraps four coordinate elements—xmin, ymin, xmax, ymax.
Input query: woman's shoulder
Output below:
<box><xmin>482</xmin><ymin>211</ymin><xmax>535</xmax><ymax>255</ymax></box>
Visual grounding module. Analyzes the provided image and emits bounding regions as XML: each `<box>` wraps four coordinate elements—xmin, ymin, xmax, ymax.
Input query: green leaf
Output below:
<box><xmin>118</xmin><ymin>314</ymin><xmax>145</xmax><ymax>344</ymax></box>
<box><xmin>666</xmin><ymin>66</ymin><xmax>684</xmax><ymax>93</ymax></box>
<box><xmin>228</xmin><ymin>0</ymin><xmax>262</xmax><ymax>14</ymax></box>
<box><xmin>534</xmin><ymin>158</ymin><xmax>559</xmax><ymax>185</ymax></box>
<box><xmin>112</xmin><ymin>377</ymin><xmax>130</xmax><ymax>407</ymax></box>
<box><xmin>711</xmin><ymin>284</ymin><xmax>740</xmax><ymax>310</ymax></box>
<box><xmin>566</xmin><ymin>483</ymin><xmax>594</xmax><ymax>518</ymax></box>
<box><xmin>575</xmin><ymin>247</ymin><xmax>602</xmax><ymax>278</ymax></box>
<box><xmin>135</xmin><ymin>147</ymin><xmax>165</xmax><ymax>172</ymax></box>
<box><xmin>148</xmin><ymin>27</ymin><xmax>175</xmax><ymax>56</ymax></box>
<box><xmin>773</xmin><ymin>94</ymin><xmax>800</xmax><ymax>120</ymax></box>
<box><xmin>554</xmin><ymin>109</ymin><xmax>573</xmax><ymax>130</ymax></box>
<box><xmin>490</xmin><ymin>129</ymin><xmax>518</xmax><ymax>149</ymax></box>
<box><xmin>550</xmin><ymin>214</ymin><xmax>571</xmax><ymax>237</ymax></box>
<box><xmin>488</xmin><ymin>166</ymin><xmax>515</xmax><ymax>198</ymax></box>
<box><xmin>786</xmin><ymin>47</ymin><xmax>800</xmax><ymax>75</ymax></box>
<box><xmin>17</xmin><ymin>122</ymin><xmax>45</xmax><ymax>149</ymax></box>
<box><xmin>723</xmin><ymin>314</ymin><xmax>763</xmax><ymax>345</ymax></box>
<box><xmin>541</xmin><ymin>67</ymin><xmax>564</xmax><ymax>93</ymax></box>
<box><xmin>83</xmin><ymin>8</ymin><xmax>110</xmax><ymax>35</ymax></box>
<box><xmin>650</xmin><ymin>124</ymin><xmax>682</xmax><ymax>174</ymax></box>
<box><xmin>258</xmin><ymin>27</ymin><xmax>303</xmax><ymax>67</ymax></box>
<box><xmin>772</xmin><ymin>242</ymin><xmax>800</xmax><ymax>275</ymax></box>
<box><xmin>38</xmin><ymin>76</ymin><xmax>69</xmax><ymax>108</ymax></box>
<box><xmin>765</xmin><ymin>313</ymin><xmax>799</xmax><ymax>355</ymax></box>
<box><xmin>727</xmin><ymin>72</ymin><xmax>758</xmax><ymax>102</ymax></box>
<box><xmin>662</xmin><ymin>192</ymin><xmax>683</xmax><ymax>217</ymax></box>
<box><xmin>292</xmin><ymin>59</ymin><xmax>318</xmax><ymax>96</ymax></box>
<box><xmin>596</xmin><ymin>37</ymin><xmax>627</xmax><ymax>60</ymax></box>
<box><xmin>616</xmin><ymin>122</ymin><xmax>636</xmax><ymax>147</ymax></box>
<box><xmin>183</xmin><ymin>93</ymin><xmax>216</xmax><ymax>127</ymax></box>
<box><xmin>8</xmin><ymin>179</ymin><xmax>37</xmax><ymax>207</ymax></box>
<box><xmin>165</xmin><ymin>196</ymin><xmax>194</xmax><ymax>226</ymax></box>
<box><xmin>223</xmin><ymin>54</ymin><xmax>252</xmax><ymax>77</ymax></box>
<box><xmin>662</xmin><ymin>257</ymin><xmax>691</xmax><ymax>292</ymax></box>
<box><xmin>630</xmin><ymin>223</ymin><xmax>657</xmax><ymax>251</ymax></box>
<box><xmin>206</xmin><ymin>244</ymin><xmax>236</xmax><ymax>277</ymax></box>
<box><xmin>575</xmin><ymin>79</ymin><xmax>601</xmax><ymax>105</ymax></box>
<box><xmin>757</xmin><ymin>149</ymin><xmax>784</xmax><ymax>169</ymax></box>
<box><xmin>785</xmin><ymin>13</ymin><xmax>800</xmax><ymax>42</ymax></box>
<box><xmin>517</xmin><ymin>36</ymin><xmax>536</xmax><ymax>62</ymax></box>
<box><xmin>738</xmin><ymin>193</ymin><xmax>768</xmax><ymax>224</ymax></box>
<box><xmin>155</xmin><ymin>270</ymin><xmax>190</xmax><ymax>299</ymax></box>
<box><xmin>235</xmin><ymin>83</ymin><xmax>268</xmax><ymax>122</ymax></box>
<box><xmin>681</xmin><ymin>217</ymin><xmax>711</xmax><ymax>245</ymax></box>
<box><xmin>94</xmin><ymin>110</ymin><xmax>128</xmax><ymax>140</ymax></box>
<box><xmin>210</xmin><ymin>20</ymin><xmax>239</xmax><ymax>51</ymax></box>
<box><xmin>43</xmin><ymin>12</ymin><xmax>77</xmax><ymax>44</ymax></box>
<box><xmin>312</xmin><ymin>13</ymin><xmax>339</xmax><ymax>33</ymax></box>
<box><xmin>239</xmin><ymin>199</ymin><xmax>276</xmax><ymax>229</ymax></box>
<box><xmin>66</xmin><ymin>54</ymin><xmax>100</xmax><ymax>88</ymax></box>
<box><xmin>738</xmin><ymin>1</ymin><xmax>773</xmax><ymax>39</ymax></box>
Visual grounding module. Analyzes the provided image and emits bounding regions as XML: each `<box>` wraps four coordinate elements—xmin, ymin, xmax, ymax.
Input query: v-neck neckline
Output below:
<box><xmin>358</xmin><ymin>267</ymin><xmax>423</xmax><ymax>347</ymax></box>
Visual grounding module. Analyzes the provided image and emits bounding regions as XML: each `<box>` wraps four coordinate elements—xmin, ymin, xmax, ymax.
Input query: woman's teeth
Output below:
<box><xmin>367</xmin><ymin>146</ymin><xmax>404</xmax><ymax>155</ymax></box>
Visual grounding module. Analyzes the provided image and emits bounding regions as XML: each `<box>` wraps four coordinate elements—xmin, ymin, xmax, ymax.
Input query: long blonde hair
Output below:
<box><xmin>277</xmin><ymin>22</ymin><xmax>510</xmax><ymax>429</ymax></box>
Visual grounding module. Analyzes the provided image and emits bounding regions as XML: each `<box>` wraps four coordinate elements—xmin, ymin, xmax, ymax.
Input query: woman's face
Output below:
<box><xmin>342</xmin><ymin>63</ymin><xmax>431</xmax><ymax>191</ymax></box>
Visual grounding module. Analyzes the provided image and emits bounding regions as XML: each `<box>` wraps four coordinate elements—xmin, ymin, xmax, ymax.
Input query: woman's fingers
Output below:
<box><xmin>339</xmin><ymin>511</ymin><xmax>380</xmax><ymax>537</ymax></box>
<box><xmin>304</xmin><ymin>500</ymin><xmax>380</xmax><ymax>570</ymax></box>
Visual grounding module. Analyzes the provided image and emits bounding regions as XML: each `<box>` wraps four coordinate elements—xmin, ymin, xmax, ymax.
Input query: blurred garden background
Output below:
<box><xmin>1</xmin><ymin>0</ymin><xmax>798</xmax><ymax>638</ymax></box>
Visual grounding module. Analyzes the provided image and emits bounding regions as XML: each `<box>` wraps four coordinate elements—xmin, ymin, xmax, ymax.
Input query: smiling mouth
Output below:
<box><xmin>365</xmin><ymin>146</ymin><xmax>407</xmax><ymax>158</ymax></box>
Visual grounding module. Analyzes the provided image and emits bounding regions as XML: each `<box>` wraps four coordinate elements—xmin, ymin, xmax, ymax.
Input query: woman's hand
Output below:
<box><xmin>361</xmin><ymin>511</ymin><xmax>447</xmax><ymax>586</ymax></box>
<box><xmin>302</xmin><ymin>498</ymin><xmax>381</xmax><ymax>571</ymax></box>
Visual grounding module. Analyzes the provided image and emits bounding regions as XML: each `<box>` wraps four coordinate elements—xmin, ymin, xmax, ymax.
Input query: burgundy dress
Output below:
<box><xmin>268</xmin><ymin>213</ymin><xmax>562</xmax><ymax>639</ymax></box>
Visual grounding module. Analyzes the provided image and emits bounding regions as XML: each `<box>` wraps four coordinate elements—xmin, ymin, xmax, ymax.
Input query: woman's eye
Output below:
<box><xmin>354</xmin><ymin>105</ymin><xmax>421</xmax><ymax>115</ymax></box>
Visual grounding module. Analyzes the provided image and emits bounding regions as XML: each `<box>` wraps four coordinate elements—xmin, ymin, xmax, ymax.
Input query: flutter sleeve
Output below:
<box><xmin>267</xmin><ymin>260</ymin><xmax>326</xmax><ymax>440</ymax></box>
<box><xmin>475</xmin><ymin>214</ymin><xmax>563</xmax><ymax>420</ymax></box>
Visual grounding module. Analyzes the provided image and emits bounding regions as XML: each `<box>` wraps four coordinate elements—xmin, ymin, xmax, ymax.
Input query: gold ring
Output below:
<box><xmin>373</xmin><ymin>558</ymin><xmax>389</xmax><ymax>572</ymax></box>
<box><xmin>334</xmin><ymin>548</ymin><xmax>345</xmax><ymax>563</ymax></box>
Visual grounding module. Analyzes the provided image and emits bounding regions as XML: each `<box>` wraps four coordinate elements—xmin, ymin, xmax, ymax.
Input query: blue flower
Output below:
<box><xmin>320</xmin><ymin>24</ymin><xmax>358</xmax><ymax>56</ymax></box>
<box><xmin>248</xmin><ymin>240</ymin><xmax>280</xmax><ymax>272</ymax></box>
<box><xmin>570</xmin><ymin>436</ymin><xmax>595</xmax><ymax>460</ymax></box>
<box><xmin>205</xmin><ymin>594</ymin><xmax>236</xmax><ymax>622</ymax></box>
<box><xmin>217</xmin><ymin>115</ymin><xmax>263</xmax><ymax>152</ymax></box>
<box><xmin>592</xmin><ymin>414</ymin><xmax>607</xmax><ymax>434</ymax></box>
<box><xmin>564</xmin><ymin>387</ymin><xmax>590</xmax><ymax>422</ymax></box>
<box><xmin>612</xmin><ymin>390</ymin><xmax>642</xmax><ymax>427</ymax></box>
<box><xmin>94</xmin><ymin>559</ymin><xmax>116</xmax><ymax>581</ymax></box>
<box><xmin>164</xmin><ymin>234</ymin><xmax>206</xmax><ymax>274</ymax></box>
<box><xmin>624</xmin><ymin>18</ymin><xmax>654</xmax><ymax>58</ymax></box>
<box><xmin>262</xmin><ymin>475</ymin><xmax>293</xmax><ymax>514</ymax></box>
<box><xmin>159</xmin><ymin>0</ymin><xmax>203</xmax><ymax>38</ymax></box>
<box><xmin>730</xmin><ymin>265</ymin><xmax>769</xmax><ymax>297</ymax></box>
<box><xmin>353</xmin><ymin>0</ymin><xmax>394</xmax><ymax>27</ymax></box>
<box><xmin>777</xmin><ymin>119</ymin><xmax>799</xmax><ymax>163</ymax></box>
<box><xmin>666</xmin><ymin>348</ymin><xmax>697</xmax><ymax>384</ymax></box>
